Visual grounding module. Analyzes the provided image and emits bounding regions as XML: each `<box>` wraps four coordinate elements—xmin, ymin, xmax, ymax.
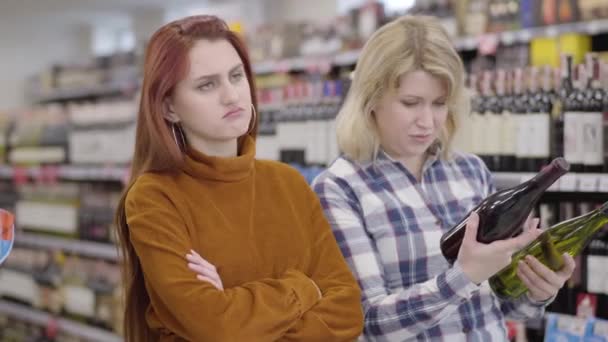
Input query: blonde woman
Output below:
<box><xmin>312</xmin><ymin>16</ymin><xmax>575</xmax><ymax>341</ymax></box>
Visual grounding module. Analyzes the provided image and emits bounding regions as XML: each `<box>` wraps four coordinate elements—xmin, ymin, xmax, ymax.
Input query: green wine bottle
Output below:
<box><xmin>489</xmin><ymin>201</ymin><xmax>608</xmax><ymax>299</ymax></box>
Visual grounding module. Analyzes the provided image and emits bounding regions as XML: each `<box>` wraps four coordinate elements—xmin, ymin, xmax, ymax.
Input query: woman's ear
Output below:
<box><xmin>163</xmin><ymin>98</ymin><xmax>180</xmax><ymax>123</ymax></box>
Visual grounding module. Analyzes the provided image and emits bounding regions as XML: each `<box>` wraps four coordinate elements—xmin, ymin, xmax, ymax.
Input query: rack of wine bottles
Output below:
<box><xmin>455</xmin><ymin>52</ymin><xmax>608</xmax><ymax>174</ymax></box>
<box><xmin>0</xmin><ymin>173</ymin><xmax>124</xmax><ymax>340</ymax></box>
<box><xmin>255</xmin><ymin>71</ymin><xmax>351</xmax><ymax>165</ymax></box>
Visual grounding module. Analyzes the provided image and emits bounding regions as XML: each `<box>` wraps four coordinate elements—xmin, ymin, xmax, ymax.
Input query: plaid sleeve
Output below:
<box><xmin>312</xmin><ymin>175</ymin><xmax>481</xmax><ymax>341</ymax></box>
<box><xmin>498</xmin><ymin>293</ymin><xmax>549</xmax><ymax>321</ymax></box>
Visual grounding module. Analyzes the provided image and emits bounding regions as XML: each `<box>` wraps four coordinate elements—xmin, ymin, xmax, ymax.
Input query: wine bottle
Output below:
<box><xmin>486</xmin><ymin>71</ymin><xmax>504</xmax><ymax>172</ymax></box>
<box><xmin>498</xmin><ymin>70</ymin><xmax>517</xmax><ymax>172</ymax></box>
<box><xmin>564</xmin><ymin>62</ymin><xmax>585</xmax><ymax>172</ymax></box>
<box><xmin>603</xmin><ymin>61</ymin><xmax>608</xmax><ymax>173</ymax></box>
<box><xmin>536</xmin><ymin>66</ymin><xmax>555</xmax><ymax>171</ymax></box>
<box><xmin>552</xmin><ymin>56</ymin><xmax>571</xmax><ymax>165</ymax></box>
<box><xmin>440</xmin><ymin>157</ymin><xmax>570</xmax><ymax>263</ymax></box>
<box><xmin>513</xmin><ymin>68</ymin><xmax>530</xmax><ymax>172</ymax></box>
<box><xmin>582</xmin><ymin>54</ymin><xmax>604</xmax><ymax>173</ymax></box>
<box><xmin>489</xmin><ymin>201</ymin><xmax>608</xmax><ymax>300</ymax></box>
<box><xmin>503</xmin><ymin>70</ymin><xmax>518</xmax><ymax>172</ymax></box>
<box><xmin>527</xmin><ymin>67</ymin><xmax>552</xmax><ymax>172</ymax></box>
<box><xmin>478</xmin><ymin>72</ymin><xmax>494</xmax><ymax>170</ymax></box>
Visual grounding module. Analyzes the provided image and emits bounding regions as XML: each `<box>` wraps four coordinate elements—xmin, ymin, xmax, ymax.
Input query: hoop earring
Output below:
<box><xmin>172</xmin><ymin>122</ymin><xmax>186</xmax><ymax>150</ymax></box>
<box><xmin>246</xmin><ymin>104</ymin><xmax>257</xmax><ymax>135</ymax></box>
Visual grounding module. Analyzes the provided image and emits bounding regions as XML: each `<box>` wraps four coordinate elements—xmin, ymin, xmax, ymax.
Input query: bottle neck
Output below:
<box><xmin>526</xmin><ymin>161</ymin><xmax>568</xmax><ymax>190</ymax></box>
<box><xmin>557</xmin><ymin>209</ymin><xmax>608</xmax><ymax>242</ymax></box>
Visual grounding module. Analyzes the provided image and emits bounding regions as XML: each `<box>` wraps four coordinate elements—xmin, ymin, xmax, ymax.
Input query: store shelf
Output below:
<box><xmin>31</xmin><ymin>82</ymin><xmax>136</xmax><ymax>104</ymax></box>
<box><xmin>454</xmin><ymin>18</ymin><xmax>608</xmax><ymax>50</ymax></box>
<box><xmin>493</xmin><ymin>172</ymin><xmax>608</xmax><ymax>193</ymax></box>
<box><xmin>253</xmin><ymin>19</ymin><xmax>608</xmax><ymax>74</ymax></box>
<box><xmin>16</xmin><ymin>232</ymin><xmax>119</xmax><ymax>261</ymax></box>
<box><xmin>0</xmin><ymin>300</ymin><xmax>122</xmax><ymax>342</ymax></box>
<box><xmin>0</xmin><ymin>164</ymin><xmax>128</xmax><ymax>183</ymax></box>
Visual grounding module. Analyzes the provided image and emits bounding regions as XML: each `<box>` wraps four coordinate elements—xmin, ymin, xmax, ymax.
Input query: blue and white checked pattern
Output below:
<box><xmin>312</xmin><ymin>150</ymin><xmax>547</xmax><ymax>341</ymax></box>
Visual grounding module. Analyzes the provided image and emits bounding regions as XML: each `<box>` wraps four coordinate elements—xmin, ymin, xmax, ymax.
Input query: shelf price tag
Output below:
<box><xmin>42</xmin><ymin>165</ymin><xmax>60</xmax><ymax>185</ymax></box>
<box><xmin>578</xmin><ymin>174</ymin><xmax>599</xmax><ymax>192</ymax></box>
<box><xmin>478</xmin><ymin>34</ymin><xmax>499</xmax><ymax>55</ymax></box>
<box><xmin>559</xmin><ymin>174</ymin><xmax>578</xmax><ymax>191</ymax></box>
<box><xmin>599</xmin><ymin>175</ymin><xmax>608</xmax><ymax>193</ymax></box>
<box><xmin>12</xmin><ymin>166</ymin><xmax>28</xmax><ymax>186</ymax></box>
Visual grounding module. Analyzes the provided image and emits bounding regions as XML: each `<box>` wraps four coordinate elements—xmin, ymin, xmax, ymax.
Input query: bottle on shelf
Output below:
<box><xmin>534</xmin><ymin>65</ymin><xmax>556</xmax><ymax>171</ymax></box>
<box><xmin>35</xmin><ymin>250</ymin><xmax>65</xmax><ymax>315</ymax></box>
<box><xmin>468</xmin><ymin>73</ymin><xmax>487</xmax><ymax>167</ymax></box>
<box><xmin>564</xmin><ymin>60</ymin><xmax>586</xmax><ymax>172</ymax></box>
<box><xmin>477</xmin><ymin>71</ymin><xmax>495</xmax><ymax>170</ymax></box>
<box><xmin>582</xmin><ymin>53</ymin><xmax>605</xmax><ymax>173</ymax></box>
<box><xmin>489</xmin><ymin>201</ymin><xmax>608</xmax><ymax>299</ymax></box>
<box><xmin>523</xmin><ymin>66</ymin><xmax>549</xmax><ymax>172</ymax></box>
<box><xmin>485</xmin><ymin>70</ymin><xmax>505</xmax><ymax>172</ymax></box>
<box><xmin>513</xmin><ymin>68</ymin><xmax>530</xmax><ymax>172</ymax></box>
<box><xmin>603</xmin><ymin>61</ymin><xmax>608</xmax><ymax>173</ymax></box>
<box><xmin>440</xmin><ymin>157</ymin><xmax>570</xmax><ymax>263</ymax></box>
<box><xmin>559</xmin><ymin>54</ymin><xmax>578</xmax><ymax>171</ymax></box>
<box><xmin>497</xmin><ymin>69</ymin><xmax>517</xmax><ymax>172</ymax></box>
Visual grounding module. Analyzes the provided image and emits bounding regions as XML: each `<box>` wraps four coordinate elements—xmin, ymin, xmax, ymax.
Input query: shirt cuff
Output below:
<box><xmin>525</xmin><ymin>292</ymin><xmax>556</xmax><ymax>307</ymax></box>
<box><xmin>437</xmin><ymin>261</ymin><xmax>479</xmax><ymax>300</ymax></box>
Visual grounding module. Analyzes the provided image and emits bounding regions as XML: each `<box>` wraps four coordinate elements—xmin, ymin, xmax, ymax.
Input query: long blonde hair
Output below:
<box><xmin>336</xmin><ymin>15</ymin><xmax>469</xmax><ymax>162</ymax></box>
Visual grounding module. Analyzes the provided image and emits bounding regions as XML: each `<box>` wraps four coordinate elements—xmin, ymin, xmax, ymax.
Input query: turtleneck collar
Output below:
<box><xmin>183</xmin><ymin>136</ymin><xmax>255</xmax><ymax>182</ymax></box>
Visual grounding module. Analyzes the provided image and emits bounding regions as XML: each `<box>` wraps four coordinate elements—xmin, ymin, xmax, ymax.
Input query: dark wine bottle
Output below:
<box><xmin>552</xmin><ymin>55</ymin><xmax>572</xmax><ymax>171</ymax></box>
<box><xmin>582</xmin><ymin>54</ymin><xmax>605</xmax><ymax>173</ymax></box>
<box><xmin>489</xmin><ymin>201</ymin><xmax>608</xmax><ymax>300</ymax></box>
<box><xmin>526</xmin><ymin>67</ymin><xmax>552</xmax><ymax>172</ymax></box>
<box><xmin>440</xmin><ymin>157</ymin><xmax>570</xmax><ymax>263</ymax></box>
<box><xmin>513</xmin><ymin>68</ymin><xmax>529</xmax><ymax>172</ymax></box>
<box><xmin>479</xmin><ymin>71</ymin><xmax>495</xmax><ymax>171</ymax></box>
<box><xmin>564</xmin><ymin>62</ymin><xmax>585</xmax><ymax>172</ymax></box>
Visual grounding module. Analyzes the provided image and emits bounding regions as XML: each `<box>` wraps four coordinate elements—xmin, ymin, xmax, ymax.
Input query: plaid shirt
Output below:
<box><xmin>312</xmin><ymin>150</ymin><xmax>547</xmax><ymax>341</ymax></box>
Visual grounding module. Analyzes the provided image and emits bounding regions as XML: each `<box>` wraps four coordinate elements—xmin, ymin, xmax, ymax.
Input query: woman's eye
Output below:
<box><xmin>231</xmin><ymin>72</ymin><xmax>244</xmax><ymax>82</ymax></box>
<box><xmin>401</xmin><ymin>101</ymin><xmax>418</xmax><ymax>107</ymax></box>
<box><xmin>198</xmin><ymin>81</ymin><xmax>215</xmax><ymax>91</ymax></box>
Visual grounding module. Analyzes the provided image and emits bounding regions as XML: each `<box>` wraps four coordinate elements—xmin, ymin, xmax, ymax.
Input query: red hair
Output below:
<box><xmin>114</xmin><ymin>15</ymin><xmax>258</xmax><ymax>341</ymax></box>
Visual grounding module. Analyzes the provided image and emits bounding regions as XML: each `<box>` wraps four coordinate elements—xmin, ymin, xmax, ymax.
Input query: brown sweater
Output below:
<box><xmin>125</xmin><ymin>136</ymin><xmax>363</xmax><ymax>341</ymax></box>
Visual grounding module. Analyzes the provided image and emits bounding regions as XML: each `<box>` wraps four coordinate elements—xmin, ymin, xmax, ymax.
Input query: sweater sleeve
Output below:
<box><xmin>280</xmin><ymin>181</ymin><xmax>364</xmax><ymax>341</ymax></box>
<box><xmin>126</xmin><ymin>176</ymin><xmax>321</xmax><ymax>341</ymax></box>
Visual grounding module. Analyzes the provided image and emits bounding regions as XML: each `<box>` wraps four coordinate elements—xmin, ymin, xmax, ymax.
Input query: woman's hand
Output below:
<box><xmin>457</xmin><ymin>212</ymin><xmax>542</xmax><ymax>285</ymax></box>
<box><xmin>518</xmin><ymin>253</ymin><xmax>576</xmax><ymax>302</ymax></box>
<box><xmin>186</xmin><ymin>249</ymin><xmax>224</xmax><ymax>291</ymax></box>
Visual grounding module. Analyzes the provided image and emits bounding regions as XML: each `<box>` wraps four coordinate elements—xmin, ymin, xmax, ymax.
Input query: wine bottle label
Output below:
<box><xmin>583</xmin><ymin>112</ymin><xmax>604</xmax><ymax>166</ymax></box>
<box><xmin>501</xmin><ymin>111</ymin><xmax>517</xmax><ymax>155</ymax></box>
<box><xmin>486</xmin><ymin>114</ymin><xmax>503</xmax><ymax>156</ymax></box>
<box><xmin>564</xmin><ymin>112</ymin><xmax>582</xmax><ymax>164</ymax></box>
<box><xmin>530</xmin><ymin>113</ymin><xmax>551</xmax><ymax>158</ymax></box>
<box><xmin>453</xmin><ymin>113</ymin><xmax>474</xmax><ymax>153</ymax></box>
<box><xmin>515</xmin><ymin>115</ymin><xmax>529</xmax><ymax>158</ymax></box>
<box><xmin>471</xmin><ymin>112</ymin><xmax>485</xmax><ymax>155</ymax></box>
<box><xmin>586</xmin><ymin>255</ymin><xmax>605</xmax><ymax>294</ymax></box>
